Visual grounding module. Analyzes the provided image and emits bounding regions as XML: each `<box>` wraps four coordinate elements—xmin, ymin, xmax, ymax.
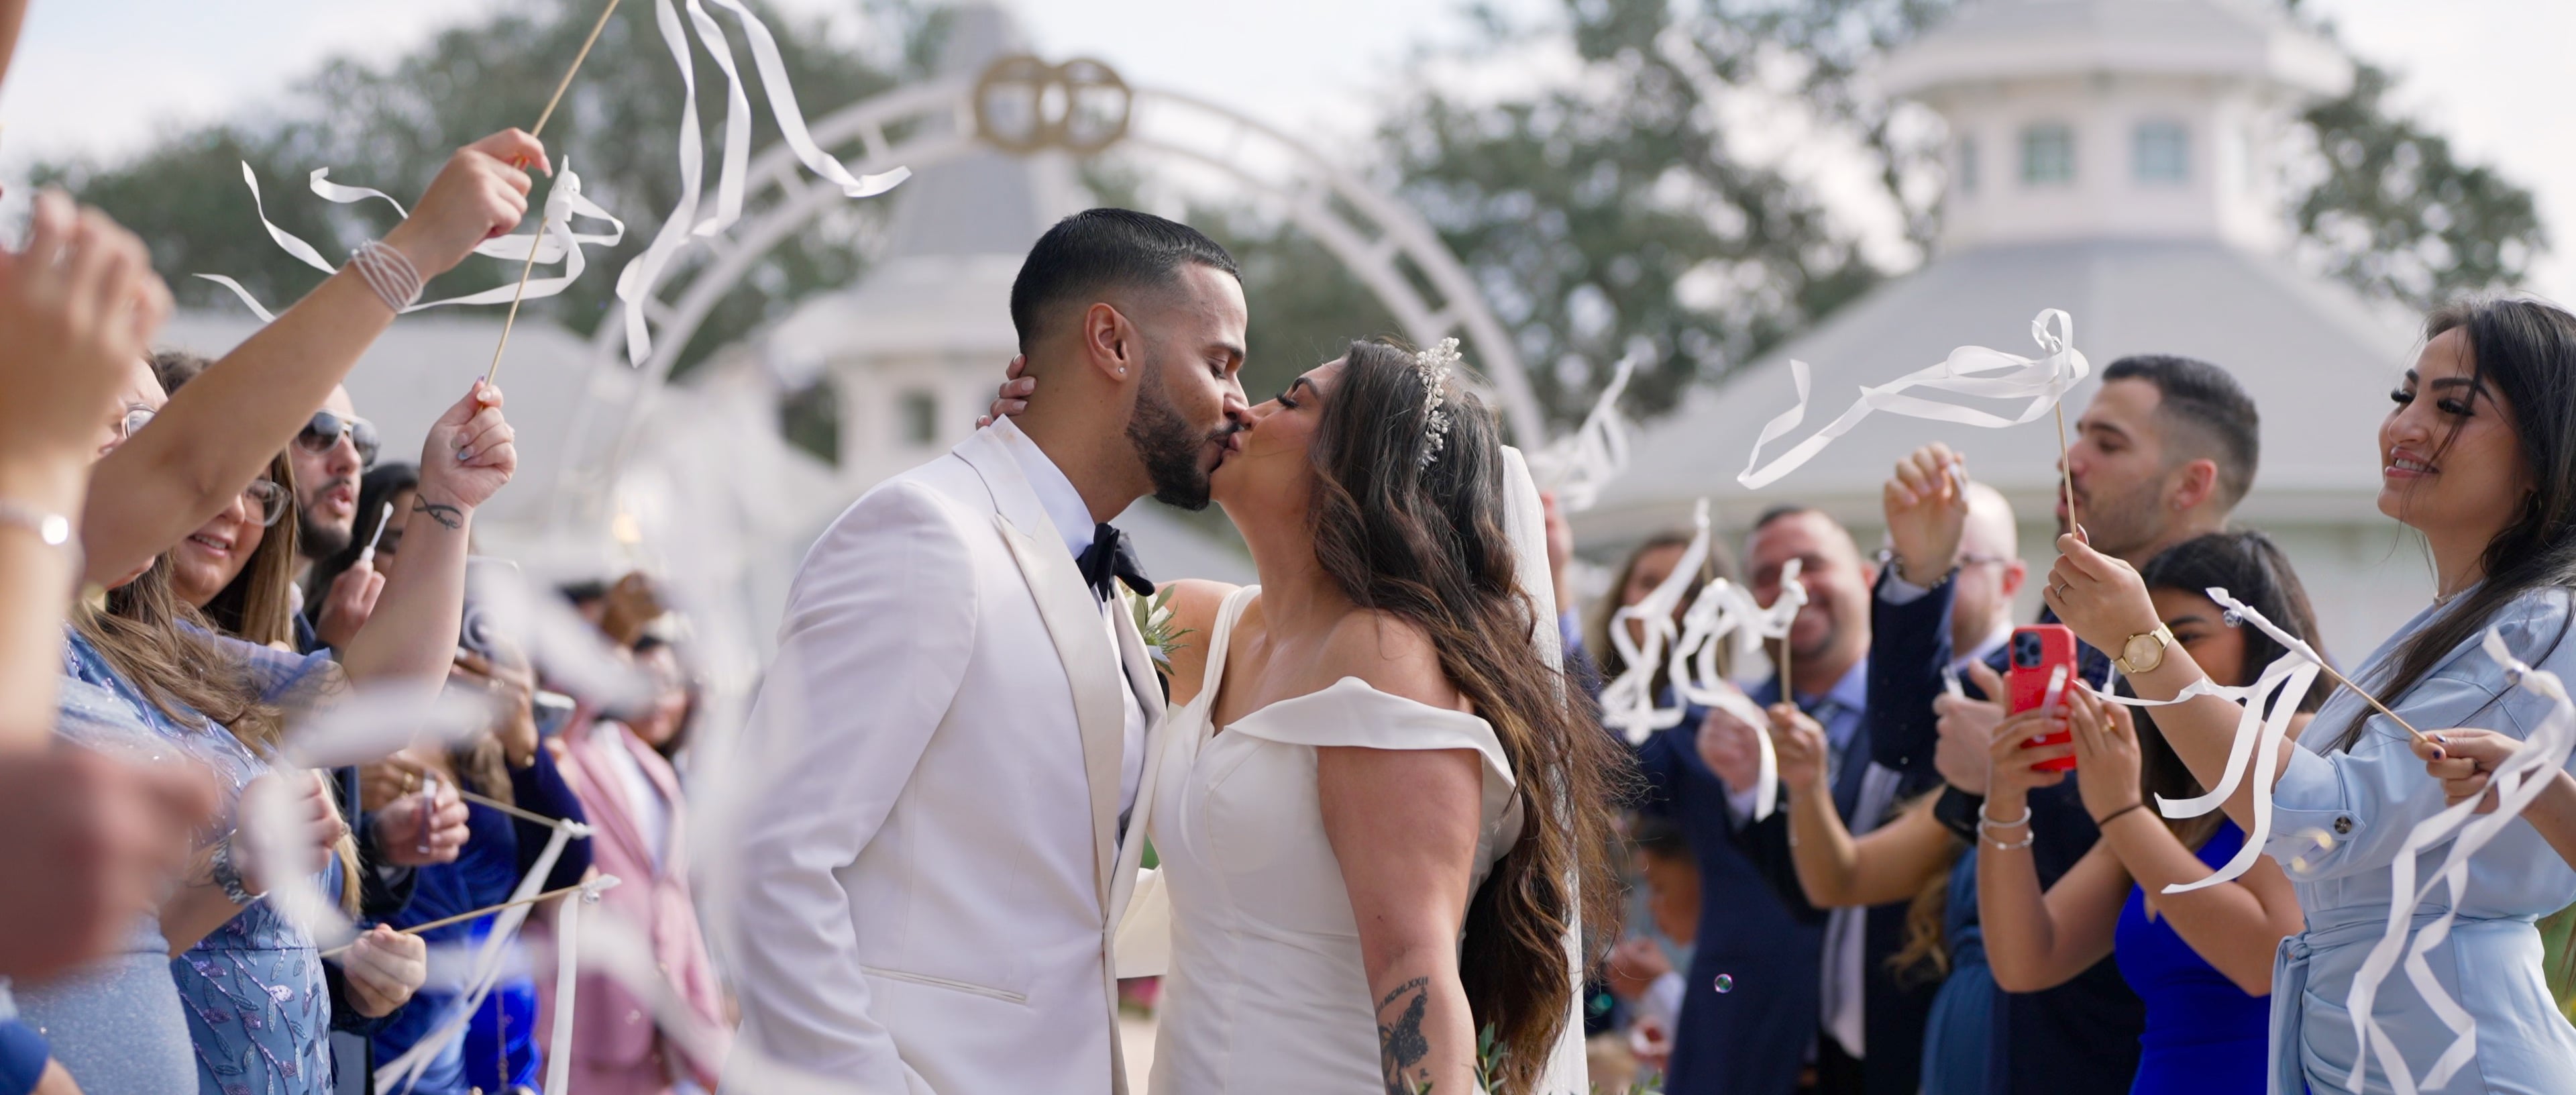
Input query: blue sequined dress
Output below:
<box><xmin>30</xmin><ymin>629</ymin><xmax>337</xmax><ymax>1095</ymax></box>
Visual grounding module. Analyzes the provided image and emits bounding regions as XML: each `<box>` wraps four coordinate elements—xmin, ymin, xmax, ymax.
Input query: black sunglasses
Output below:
<box><xmin>297</xmin><ymin>411</ymin><xmax>380</xmax><ymax>469</ymax></box>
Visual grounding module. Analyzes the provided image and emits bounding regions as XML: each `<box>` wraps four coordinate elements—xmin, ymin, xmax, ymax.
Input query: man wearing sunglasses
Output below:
<box><xmin>296</xmin><ymin>385</ymin><xmax>383</xmax><ymax>651</ymax></box>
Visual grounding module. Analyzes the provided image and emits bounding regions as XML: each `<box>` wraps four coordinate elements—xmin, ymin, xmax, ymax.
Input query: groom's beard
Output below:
<box><xmin>1129</xmin><ymin>368</ymin><xmax>1228</xmax><ymax>511</ymax></box>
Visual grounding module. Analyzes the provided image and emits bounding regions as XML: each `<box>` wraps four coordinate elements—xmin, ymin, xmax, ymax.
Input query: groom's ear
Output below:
<box><xmin>1078</xmin><ymin>301</ymin><xmax>1142</xmax><ymax>384</ymax></box>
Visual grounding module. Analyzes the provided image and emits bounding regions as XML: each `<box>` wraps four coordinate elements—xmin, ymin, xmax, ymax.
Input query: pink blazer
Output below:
<box><xmin>535</xmin><ymin>717</ymin><xmax>731</xmax><ymax>1090</ymax></box>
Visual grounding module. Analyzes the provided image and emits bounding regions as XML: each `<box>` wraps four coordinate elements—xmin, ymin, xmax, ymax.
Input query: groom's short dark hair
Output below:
<box><xmin>1010</xmin><ymin>209</ymin><xmax>1239</xmax><ymax>352</ymax></box>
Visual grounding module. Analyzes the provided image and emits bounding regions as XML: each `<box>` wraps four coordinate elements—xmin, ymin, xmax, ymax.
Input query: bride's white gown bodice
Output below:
<box><xmin>1148</xmin><ymin>586</ymin><xmax>1560</xmax><ymax>1093</ymax></box>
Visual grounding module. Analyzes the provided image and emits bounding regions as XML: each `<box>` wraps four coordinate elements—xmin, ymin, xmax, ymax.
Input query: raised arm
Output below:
<box><xmin>333</xmin><ymin>382</ymin><xmax>515</xmax><ymax>687</ymax></box>
<box><xmin>0</xmin><ymin>193</ymin><xmax>167</xmax><ymax>747</ymax></box>
<box><xmin>1869</xmin><ymin>445</ymin><xmax>1974</xmax><ymax>774</ymax></box>
<box><xmin>2065</xmin><ymin>688</ymin><xmax>2303</xmax><ymax>994</ymax></box>
<box><xmin>80</xmin><ymin>130</ymin><xmax>544</xmax><ymax>586</ymax></box>
<box><xmin>1770</xmin><ymin>705</ymin><xmax>1954</xmax><ymax>907</ymax></box>
<box><xmin>727</xmin><ymin>486</ymin><xmax>975</xmax><ymax>1092</ymax></box>
<box><xmin>1975</xmin><ymin>705</ymin><xmax>2129</xmax><ymax>992</ymax></box>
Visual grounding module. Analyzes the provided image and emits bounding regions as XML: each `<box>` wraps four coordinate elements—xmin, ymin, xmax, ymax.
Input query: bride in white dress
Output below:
<box><xmin>1132</xmin><ymin>340</ymin><xmax>1629</xmax><ymax>1095</ymax></box>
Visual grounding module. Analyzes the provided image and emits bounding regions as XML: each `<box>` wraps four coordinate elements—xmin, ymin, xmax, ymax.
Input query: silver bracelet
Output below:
<box><xmin>209</xmin><ymin>836</ymin><xmax>266</xmax><ymax>904</ymax></box>
<box><xmin>1981</xmin><ymin>822</ymin><xmax>2036</xmax><ymax>851</ymax></box>
<box><xmin>0</xmin><ymin>498</ymin><xmax>72</xmax><ymax>550</ymax></box>
<box><xmin>345</xmin><ymin>240</ymin><xmax>423</xmax><ymax>314</ymax></box>
<box><xmin>1978</xmin><ymin>801</ymin><xmax>2031</xmax><ymax>828</ymax></box>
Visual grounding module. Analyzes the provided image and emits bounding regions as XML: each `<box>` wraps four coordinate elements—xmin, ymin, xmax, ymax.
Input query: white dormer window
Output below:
<box><xmin>2133</xmin><ymin>121</ymin><xmax>2190</xmax><ymax>185</ymax></box>
<box><xmin>2020</xmin><ymin>123</ymin><xmax>2074</xmax><ymax>187</ymax></box>
<box><xmin>1957</xmin><ymin>135</ymin><xmax>1980</xmax><ymax>195</ymax></box>
<box><xmin>900</xmin><ymin>389</ymin><xmax>939</xmax><ymax>447</ymax></box>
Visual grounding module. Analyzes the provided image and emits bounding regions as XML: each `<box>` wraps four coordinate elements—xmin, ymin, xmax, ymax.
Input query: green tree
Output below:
<box><xmin>38</xmin><ymin>0</ymin><xmax>950</xmax><ymax>376</ymax></box>
<box><xmin>1211</xmin><ymin>0</ymin><xmax>2545</xmax><ymax>433</ymax></box>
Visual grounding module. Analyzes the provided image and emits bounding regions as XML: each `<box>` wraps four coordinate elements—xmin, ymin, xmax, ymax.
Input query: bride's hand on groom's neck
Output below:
<box><xmin>977</xmin><ymin>354</ymin><xmax>1035</xmax><ymax>428</ymax></box>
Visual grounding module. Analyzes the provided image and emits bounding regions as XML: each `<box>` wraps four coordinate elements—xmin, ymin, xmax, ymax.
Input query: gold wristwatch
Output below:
<box><xmin>2114</xmin><ymin>623</ymin><xmax>2176</xmax><ymax>675</ymax></box>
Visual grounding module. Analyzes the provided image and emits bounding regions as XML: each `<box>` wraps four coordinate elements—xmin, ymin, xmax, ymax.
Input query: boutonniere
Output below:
<box><xmin>1122</xmin><ymin>584</ymin><xmax>1194</xmax><ymax>665</ymax></box>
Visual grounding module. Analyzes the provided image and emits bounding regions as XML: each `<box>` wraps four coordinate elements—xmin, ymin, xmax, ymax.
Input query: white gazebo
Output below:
<box><xmin>1583</xmin><ymin>0</ymin><xmax>2434</xmax><ymax>660</ymax></box>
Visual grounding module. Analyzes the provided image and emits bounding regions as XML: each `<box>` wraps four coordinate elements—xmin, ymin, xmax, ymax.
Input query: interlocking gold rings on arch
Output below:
<box><xmin>973</xmin><ymin>55</ymin><xmax>1134</xmax><ymax>156</ymax></box>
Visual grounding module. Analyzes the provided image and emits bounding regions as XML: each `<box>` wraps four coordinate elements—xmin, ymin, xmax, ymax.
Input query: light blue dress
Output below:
<box><xmin>2265</xmin><ymin>587</ymin><xmax>2576</xmax><ymax>1094</ymax></box>
<box><xmin>25</xmin><ymin>630</ymin><xmax>337</xmax><ymax>1095</ymax></box>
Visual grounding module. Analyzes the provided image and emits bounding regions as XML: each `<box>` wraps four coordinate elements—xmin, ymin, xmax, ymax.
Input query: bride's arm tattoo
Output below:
<box><xmin>1377</xmin><ymin>976</ymin><xmax>1432</xmax><ymax>1094</ymax></box>
<box><xmin>411</xmin><ymin>495</ymin><xmax>464</xmax><ymax>531</ymax></box>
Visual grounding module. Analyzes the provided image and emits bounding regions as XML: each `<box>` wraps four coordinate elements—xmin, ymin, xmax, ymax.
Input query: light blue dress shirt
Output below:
<box><xmin>2265</xmin><ymin>586</ymin><xmax>2576</xmax><ymax>1093</ymax></box>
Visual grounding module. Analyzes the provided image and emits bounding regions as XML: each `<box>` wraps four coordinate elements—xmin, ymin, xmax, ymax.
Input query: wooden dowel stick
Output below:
<box><xmin>2314</xmin><ymin>661</ymin><xmax>2429</xmax><ymax>745</ymax></box>
<box><xmin>455</xmin><ymin>785</ymin><xmax>583</xmax><ymax>831</ymax></box>
<box><xmin>319</xmin><ymin>881</ymin><xmax>592</xmax><ymax>958</ymax></box>
<box><xmin>486</xmin><ymin>0</ymin><xmax>623</xmax><ymax>384</ymax></box>
<box><xmin>2055</xmin><ymin>401</ymin><xmax>2080</xmax><ymax>539</ymax></box>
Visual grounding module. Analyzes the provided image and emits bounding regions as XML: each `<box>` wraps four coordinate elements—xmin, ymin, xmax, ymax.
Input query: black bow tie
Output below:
<box><xmin>1076</xmin><ymin>523</ymin><xmax>1153</xmax><ymax>601</ymax></box>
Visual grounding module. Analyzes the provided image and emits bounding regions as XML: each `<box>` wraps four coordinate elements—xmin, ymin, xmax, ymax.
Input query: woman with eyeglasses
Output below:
<box><xmin>20</xmin><ymin>128</ymin><xmax>546</xmax><ymax>1094</ymax></box>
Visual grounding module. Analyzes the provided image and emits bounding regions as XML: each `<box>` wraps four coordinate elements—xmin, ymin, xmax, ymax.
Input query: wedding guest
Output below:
<box><xmin>1582</xmin><ymin>528</ymin><xmax>1735</xmax><ymax>702</ymax></box>
<box><xmin>295</xmin><ymin>385</ymin><xmax>382</xmax><ymax>651</ymax></box>
<box><xmin>0</xmin><ymin>185</ymin><xmax>217</xmax><ymax>1094</ymax></box>
<box><xmin>1604</xmin><ymin>815</ymin><xmax>1700</xmax><ymax>1080</ymax></box>
<box><xmin>21</xmin><ymin>130</ymin><xmax>541</xmax><ymax>1094</ymax></box>
<box><xmin>1980</xmin><ymin>531</ymin><xmax>2318</xmax><ymax>1094</ymax></box>
<box><xmin>307</xmin><ymin>463</ymin><xmax>420</xmax><ymax>620</ymax></box>
<box><xmin>2045</xmin><ymin>297</ymin><xmax>2576</xmax><ymax>1090</ymax></box>
<box><xmin>370</xmin><ymin>643</ymin><xmax>592</xmax><ymax>1095</ymax></box>
<box><xmin>1871</xmin><ymin>356</ymin><xmax>2261</xmax><ymax>1095</ymax></box>
<box><xmin>1646</xmin><ymin>506</ymin><xmax>1935</xmax><ymax>1095</ymax></box>
<box><xmin>539</xmin><ymin>636</ymin><xmax>728</xmax><ymax>1092</ymax></box>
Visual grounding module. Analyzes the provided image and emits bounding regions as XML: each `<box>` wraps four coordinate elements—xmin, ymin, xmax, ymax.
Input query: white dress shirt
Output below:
<box><xmin>1005</xmin><ymin>437</ymin><xmax>1150</xmax><ymax>827</ymax></box>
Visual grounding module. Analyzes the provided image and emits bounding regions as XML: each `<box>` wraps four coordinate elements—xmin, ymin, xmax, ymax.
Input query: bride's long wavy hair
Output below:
<box><xmin>1308</xmin><ymin>339</ymin><xmax>1631</xmax><ymax>1092</ymax></box>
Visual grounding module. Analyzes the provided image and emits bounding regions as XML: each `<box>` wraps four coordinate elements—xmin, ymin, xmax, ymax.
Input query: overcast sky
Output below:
<box><xmin>7</xmin><ymin>0</ymin><xmax>2572</xmax><ymax>301</ymax></box>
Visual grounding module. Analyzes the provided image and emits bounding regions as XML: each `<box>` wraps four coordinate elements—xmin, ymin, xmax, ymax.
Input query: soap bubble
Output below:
<box><xmin>1712</xmin><ymin>974</ymin><xmax>1734</xmax><ymax>994</ymax></box>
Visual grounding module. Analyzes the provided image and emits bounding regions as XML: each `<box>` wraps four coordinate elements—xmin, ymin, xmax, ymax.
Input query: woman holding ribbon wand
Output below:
<box><xmin>2043</xmin><ymin>297</ymin><xmax>2576</xmax><ymax>1093</ymax></box>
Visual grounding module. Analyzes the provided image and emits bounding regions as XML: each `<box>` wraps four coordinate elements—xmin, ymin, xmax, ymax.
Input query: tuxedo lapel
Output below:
<box><xmin>961</xmin><ymin>429</ymin><xmax>1126</xmax><ymax>911</ymax></box>
<box><xmin>1105</xmin><ymin>603</ymin><xmax>1166</xmax><ymax>926</ymax></box>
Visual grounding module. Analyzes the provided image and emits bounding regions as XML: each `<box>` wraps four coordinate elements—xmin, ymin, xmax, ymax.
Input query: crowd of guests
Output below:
<box><xmin>0</xmin><ymin>3</ymin><xmax>726</xmax><ymax>1090</ymax></box>
<box><xmin>1572</xmin><ymin>306</ymin><xmax>2576</xmax><ymax>1094</ymax></box>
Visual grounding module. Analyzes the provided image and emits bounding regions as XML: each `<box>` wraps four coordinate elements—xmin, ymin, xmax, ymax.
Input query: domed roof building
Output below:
<box><xmin>1582</xmin><ymin>0</ymin><xmax>2434</xmax><ymax>658</ymax></box>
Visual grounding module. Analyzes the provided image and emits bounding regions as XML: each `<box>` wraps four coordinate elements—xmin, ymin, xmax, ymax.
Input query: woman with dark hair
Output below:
<box><xmin>2046</xmin><ymin>297</ymin><xmax>2576</xmax><ymax>1090</ymax></box>
<box><xmin>305</xmin><ymin>461</ymin><xmax>421</xmax><ymax>635</ymax></box>
<box><xmin>1141</xmin><ymin>338</ymin><xmax>1627</xmax><ymax>1094</ymax></box>
<box><xmin>1978</xmin><ymin>531</ymin><xmax>2319</xmax><ymax>1094</ymax></box>
<box><xmin>1584</xmin><ymin>529</ymin><xmax>1735</xmax><ymax>701</ymax></box>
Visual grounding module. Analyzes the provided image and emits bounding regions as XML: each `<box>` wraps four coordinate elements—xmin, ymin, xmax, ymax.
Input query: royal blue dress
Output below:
<box><xmin>369</xmin><ymin>751</ymin><xmax>588</xmax><ymax>1095</ymax></box>
<box><xmin>2114</xmin><ymin>819</ymin><xmax>2269</xmax><ymax>1094</ymax></box>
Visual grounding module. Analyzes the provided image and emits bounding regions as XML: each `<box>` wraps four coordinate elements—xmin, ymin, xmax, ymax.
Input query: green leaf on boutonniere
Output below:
<box><xmin>1122</xmin><ymin>584</ymin><xmax>1194</xmax><ymax>664</ymax></box>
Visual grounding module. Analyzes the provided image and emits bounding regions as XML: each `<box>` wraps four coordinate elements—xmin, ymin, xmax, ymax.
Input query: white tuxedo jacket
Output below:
<box><xmin>724</xmin><ymin>422</ymin><xmax>1167</xmax><ymax>1095</ymax></box>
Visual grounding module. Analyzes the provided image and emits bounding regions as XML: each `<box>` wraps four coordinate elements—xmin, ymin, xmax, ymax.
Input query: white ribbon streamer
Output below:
<box><xmin>2098</xmin><ymin>650</ymin><xmax>2322</xmax><ymax>894</ymax></box>
<box><xmin>2338</xmin><ymin>631</ymin><xmax>2576</xmax><ymax>1095</ymax></box>
<box><xmin>543</xmin><ymin>875</ymin><xmax>621</xmax><ymax>1095</ymax></box>
<box><xmin>199</xmin><ymin>162</ymin><xmax>625</xmax><ymax>323</ymax></box>
<box><xmin>1527</xmin><ymin>352</ymin><xmax>1638</xmax><ymax>513</ymax></box>
<box><xmin>1737</xmin><ymin>309</ymin><xmax>2090</xmax><ymax>490</ymax></box>
<box><xmin>612</xmin><ymin>0</ymin><xmax>911</xmax><ymax>365</ymax></box>
<box><xmin>1600</xmin><ymin>500</ymin><xmax>1713</xmax><ymax>743</ymax></box>
<box><xmin>376</xmin><ymin>820</ymin><xmax>586</xmax><ymax>1092</ymax></box>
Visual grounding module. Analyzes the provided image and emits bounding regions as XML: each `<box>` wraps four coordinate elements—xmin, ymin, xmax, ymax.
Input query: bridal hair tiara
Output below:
<box><xmin>1414</xmin><ymin>337</ymin><xmax>1461</xmax><ymax>469</ymax></box>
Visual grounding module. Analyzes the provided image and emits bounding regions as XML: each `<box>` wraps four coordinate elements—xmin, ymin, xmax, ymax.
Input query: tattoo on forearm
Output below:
<box><xmin>1377</xmin><ymin>976</ymin><xmax>1432</xmax><ymax>1095</ymax></box>
<box><xmin>411</xmin><ymin>496</ymin><xmax>464</xmax><ymax>531</ymax></box>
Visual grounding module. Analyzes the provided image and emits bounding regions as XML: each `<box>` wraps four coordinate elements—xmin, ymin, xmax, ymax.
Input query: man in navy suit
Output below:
<box><xmin>1866</xmin><ymin>356</ymin><xmax>2261</xmax><ymax>1095</ymax></box>
<box><xmin>1641</xmin><ymin>507</ymin><xmax>1934</xmax><ymax>1095</ymax></box>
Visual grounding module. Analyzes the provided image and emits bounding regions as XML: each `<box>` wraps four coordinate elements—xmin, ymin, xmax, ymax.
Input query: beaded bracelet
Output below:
<box><xmin>346</xmin><ymin>240</ymin><xmax>423</xmax><ymax>314</ymax></box>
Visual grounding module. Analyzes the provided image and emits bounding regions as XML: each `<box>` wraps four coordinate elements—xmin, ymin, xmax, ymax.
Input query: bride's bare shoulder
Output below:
<box><xmin>1319</xmin><ymin>610</ymin><xmax>1467</xmax><ymax>714</ymax></box>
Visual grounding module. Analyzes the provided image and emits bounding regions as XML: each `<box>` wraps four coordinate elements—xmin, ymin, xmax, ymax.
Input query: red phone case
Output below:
<box><xmin>2008</xmin><ymin>624</ymin><xmax>2080</xmax><ymax>772</ymax></box>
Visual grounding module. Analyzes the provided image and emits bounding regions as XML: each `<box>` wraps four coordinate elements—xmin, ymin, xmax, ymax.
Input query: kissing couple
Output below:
<box><xmin>724</xmin><ymin>209</ymin><xmax>1629</xmax><ymax>1095</ymax></box>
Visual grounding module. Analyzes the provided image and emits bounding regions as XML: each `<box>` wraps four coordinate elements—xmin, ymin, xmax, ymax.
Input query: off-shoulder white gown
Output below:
<box><xmin>1143</xmin><ymin>586</ymin><xmax>1588</xmax><ymax>1094</ymax></box>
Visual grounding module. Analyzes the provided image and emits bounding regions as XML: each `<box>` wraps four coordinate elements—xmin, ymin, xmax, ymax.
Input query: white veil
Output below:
<box><xmin>1497</xmin><ymin>446</ymin><xmax>1595</xmax><ymax>1095</ymax></box>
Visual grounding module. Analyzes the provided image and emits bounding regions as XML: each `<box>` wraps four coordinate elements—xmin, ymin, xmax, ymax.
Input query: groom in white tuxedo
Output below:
<box><xmin>724</xmin><ymin>209</ymin><xmax>1251</xmax><ymax>1095</ymax></box>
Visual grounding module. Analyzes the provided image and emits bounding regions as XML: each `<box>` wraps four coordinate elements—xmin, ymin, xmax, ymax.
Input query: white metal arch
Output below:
<box><xmin>549</xmin><ymin>64</ymin><xmax>1542</xmax><ymax>524</ymax></box>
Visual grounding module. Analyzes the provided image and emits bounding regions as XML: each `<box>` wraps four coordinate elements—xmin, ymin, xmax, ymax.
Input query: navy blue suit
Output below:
<box><xmin>1640</xmin><ymin>669</ymin><xmax>1937</xmax><ymax>1095</ymax></box>
<box><xmin>1865</xmin><ymin>571</ymin><xmax>2143</xmax><ymax>1095</ymax></box>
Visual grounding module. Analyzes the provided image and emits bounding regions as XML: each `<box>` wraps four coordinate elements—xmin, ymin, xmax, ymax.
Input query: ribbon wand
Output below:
<box><xmin>317</xmin><ymin>877</ymin><xmax>620</xmax><ymax>959</ymax></box>
<box><xmin>486</xmin><ymin>0</ymin><xmax>625</xmax><ymax>386</ymax></box>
